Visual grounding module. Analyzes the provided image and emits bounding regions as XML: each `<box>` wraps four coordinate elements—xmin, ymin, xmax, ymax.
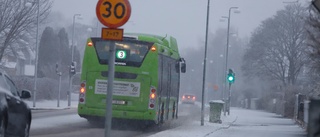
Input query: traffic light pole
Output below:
<box><xmin>57</xmin><ymin>72</ymin><xmax>62</xmax><ymax>107</ymax></box>
<box><xmin>228</xmin><ymin>83</ymin><xmax>231</xmax><ymax>115</ymax></box>
<box><xmin>55</xmin><ymin>64</ymin><xmax>62</xmax><ymax>107</ymax></box>
<box><xmin>226</xmin><ymin>69</ymin><xmax>235</xmax><ymax>115</ymax></box>
<box><xmin>68</xmin><ymin>74</ymin><xmax>73</xmax><ymax>106</ymax></box>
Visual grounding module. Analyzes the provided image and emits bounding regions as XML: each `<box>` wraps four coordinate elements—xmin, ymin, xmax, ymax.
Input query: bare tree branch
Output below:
<box><xmin>242</xmin><ymin>4</ymin><xmax>308</xmax><ymax>86</ymax></box>
<box><xmin>0</xmin><ymin>0</ymin><xmax>53</xmax><ymax>62</ymax></box>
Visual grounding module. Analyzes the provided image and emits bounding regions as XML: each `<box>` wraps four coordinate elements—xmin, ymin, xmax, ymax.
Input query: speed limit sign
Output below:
<box><xmin>96</xmin><ymin>0</ymin><xmax>131</xmax><ymax>28</ymax></box>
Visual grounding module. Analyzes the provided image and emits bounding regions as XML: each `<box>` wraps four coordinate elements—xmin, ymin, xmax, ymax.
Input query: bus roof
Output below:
<box><xmin>124</xmin><ymin>33</ymin><xmax>179</xmax><ymax>53</ymax></box>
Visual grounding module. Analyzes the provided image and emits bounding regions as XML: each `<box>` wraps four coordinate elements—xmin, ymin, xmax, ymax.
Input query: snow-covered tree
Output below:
<box><xmin>242</xmin><ymin>4</ymin><xmax>308</xmax><ymax>86</ymax></box>
<box><xmin>0</xmin><ymin>0</ymin><xmax>52</xmax><ymax>62</ymax></box>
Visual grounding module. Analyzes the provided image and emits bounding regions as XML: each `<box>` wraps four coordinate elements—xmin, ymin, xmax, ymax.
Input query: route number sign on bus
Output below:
<box><xmin>116</xmin><ymin>50</ymin><xmax>127</xmax><ymax>59</ymax></box>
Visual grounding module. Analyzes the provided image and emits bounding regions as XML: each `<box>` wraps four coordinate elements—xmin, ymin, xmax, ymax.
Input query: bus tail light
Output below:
<box><xmin>150</xmin><ymin>93</ymin><xmax>156</xmax><ymax>99</ymax></box>
<box><xmin>87</xmin><ymin>42</ymin><xmax>93</xmax><ymax>47</ymax></box>
<box><xmin>151</xmin><ymin>46</ymin><xmax>156</xmax><ymax>52</ymax></box>
<box><xmin>148</xmin><ymin>86</ymin><xmax>157</xmax><ymax>109</ymax></box>
<box><xmin>79</xmin><ymin>81</ymin><xmax>86</xmax><ymax>104</ymax></box>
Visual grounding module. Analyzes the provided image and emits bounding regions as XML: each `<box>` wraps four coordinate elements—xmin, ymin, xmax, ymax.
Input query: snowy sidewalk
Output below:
<box><xmin>25</xmin><ymin>100</ymin><xmax>78</xmax><ymax>110</ymax></box>
<box><xmin>25</xmin><ymin>93</ymin><xmax>79</xmax><ymax>110</ymax></box>
<box><xmin>148</xmin><ymin>108</ymin><xmax>238</xmax><ymax>137</ymax></box>
<box><xmin>148</xmin><ymin>107</ymin><xmax>306</xmax><ymax>137</ymax></box>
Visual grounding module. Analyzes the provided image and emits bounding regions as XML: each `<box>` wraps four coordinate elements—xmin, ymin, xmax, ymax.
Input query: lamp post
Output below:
<box><xmin>201</xmin><ymin>0</ymin><xmax>211</xmax><ymax>126</ymax></box>
<box><xmin>32</xmin><ymin>0</ymin><xmax>40</xmax><ymax>107</ymax></box>
<box><xmin>68</xmin><ymin>13</ymin><xmax>81</xmax><ymax>107</ymax></box>
<box><xmin>223</xmin><ymin>7</ymin><xmax>238</xmax><ymax>116</ymax></box>
<box><xmin>71</xmin><ymin>14</ymin><xmax>81</xmax><ymax>62</ymax></box>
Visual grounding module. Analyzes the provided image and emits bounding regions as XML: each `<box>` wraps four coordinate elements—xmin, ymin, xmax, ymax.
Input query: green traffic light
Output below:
<box><xmin>227</xmin><ymin>69</ymin><xmax>235</xmax><ymax>83</ymax></box>
<box><xmin>227</xmin><ymin>74</ymin><xmax>235</xmax><ymax>83</ymax></box>
<box><xmin>228</xmin><ymin>76</ymin><xmax>234</xmax><ymax>81</ymax></box>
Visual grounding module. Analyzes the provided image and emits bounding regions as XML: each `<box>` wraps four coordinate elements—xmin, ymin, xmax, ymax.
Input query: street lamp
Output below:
<box><xmin>71</xmin><ymin>14</ymin><xmax>81</xmax><ymax>62</ymax></box>
<box><xmin>69</xmin><ymin>13</ymin><xmax>81</xmax><ymax>107</ymax></box>
<box><xmin>223</xmin><ymin>7</ymin><xmax>239</xmax><ymax>116</ymax></box>
<box><xmin>200</xmin><ymin>0</ymin><xmax>211</xmax><ymax>126</ymax></box>
<box><xmin>26</xmin><ymin>0</ymin><xmax>40</xmax><ymax>108</ymax></box>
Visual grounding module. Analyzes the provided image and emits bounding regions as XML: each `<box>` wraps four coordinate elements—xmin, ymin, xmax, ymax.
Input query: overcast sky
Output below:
<box><xmin>52</xmin><ymin>0</ymin><xmax>310</xmax><ymax>50</ymax></box>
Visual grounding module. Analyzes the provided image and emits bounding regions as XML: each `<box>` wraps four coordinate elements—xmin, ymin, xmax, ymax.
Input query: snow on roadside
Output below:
<box><xmin>24</xmin><ymin>93</ymin><xmax>79</xmax><ymax>110</ymax></box>
<box><xmin>148</xmin><ymin>110</ymin><xmax>237</xmax><ymax>137</ymax></box>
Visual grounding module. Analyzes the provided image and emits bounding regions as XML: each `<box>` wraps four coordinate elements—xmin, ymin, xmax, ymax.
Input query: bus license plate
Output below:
<box><xmin>112</xmin><ymin>100</ymin><xmax>126</xmax><ymax>105</ymax></box>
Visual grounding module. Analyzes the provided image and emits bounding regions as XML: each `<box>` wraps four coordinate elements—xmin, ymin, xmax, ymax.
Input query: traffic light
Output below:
<box><xmin>55</xmin><ymin>63</ymin><xmax>59</xmax><ymax>74</ymax></box>
<box><xmin>70</xmin><ymin>61</ymin><xmax>76</xmax><ymax>75</ymax></box>
<box><xmin>227</xmin><ymin>69</ymin><xmax>235</xmax><ymax>84</ymax></box>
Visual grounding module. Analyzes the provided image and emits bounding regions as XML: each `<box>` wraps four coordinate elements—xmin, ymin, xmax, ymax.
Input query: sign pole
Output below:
<box><xmin>105</xmin><ymin>42</ymin><xmax>115</xmax><ymax>137</ymax></box>
<box><xmin>95</xmin><ymin>0</ymin><xmax>131</xmax><ymax>136</ymax></box>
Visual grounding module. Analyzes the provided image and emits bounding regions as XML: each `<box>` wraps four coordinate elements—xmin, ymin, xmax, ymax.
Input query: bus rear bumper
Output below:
<box><xmin>78</xmin><ymin>106</ymin><xmax>158</xmax><ymax>122</ymax></box>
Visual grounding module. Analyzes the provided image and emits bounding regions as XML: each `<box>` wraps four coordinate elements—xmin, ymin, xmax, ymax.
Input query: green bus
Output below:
<box><xmin>78</xmin><ymin>33</ymin><xmax>186</xmax><ymax>125</ymax></box>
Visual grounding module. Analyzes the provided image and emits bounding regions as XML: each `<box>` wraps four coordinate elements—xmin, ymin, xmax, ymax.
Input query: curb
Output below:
<box><xmin>203</xmin><ymin>116</ymin><xmax>238</xmax><ymax>137</ymax></box>
<box><xmin>30</xmin><ymin>106</ymin><xmax>77</xmax><ymax>110</ymax></box>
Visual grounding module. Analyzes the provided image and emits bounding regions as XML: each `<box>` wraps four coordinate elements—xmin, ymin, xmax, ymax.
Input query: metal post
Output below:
<box><xmin>223</xmin><ymin>7</ymin><xmax>238</xmax><ymax>116</ymax></box>
<box><xmin>57</xmin><ymin>72</ymin><xmax>61</xmax><ymax>107</ymax></box>
<box><xmin>68</xmin><ymin>75</ymin><xmax>73</xmax><ymax>107</ymax></box>
<box><xmin>33</xmin><ymin>0</ymin><xmax>40</xmax><ymax>107</ymax></box>
<box><xmin>69</xmin><ymin>14</ymin><xmax>80</xmax><ymax>107</ymax></box>
<box><xmin>105</xmin><ymin>42</ymin><xmax>115</xmax><ymax>137</ymax></box>
<box><xmin>96</xmin><ymin>21</ymin><xmax>99</xmax><ymax>37</ymax></box>
<box><xmin>201</xmin><ymin>0</ymin><xmax>210</xmax><ymax>126</ymax></box>
<box><xmin>228</xmin><ymin>83</ymin><xmax>231</xmax><ymax>115</ymax></box>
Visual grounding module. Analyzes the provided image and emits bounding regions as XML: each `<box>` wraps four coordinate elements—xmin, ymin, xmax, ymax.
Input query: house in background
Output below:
<box><xmin>0</xmin><ymin>45</ymin><xmax>35</xmax><ymax>77</ymax></box>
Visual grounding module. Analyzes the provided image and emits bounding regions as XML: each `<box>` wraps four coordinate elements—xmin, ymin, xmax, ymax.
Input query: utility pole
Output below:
<box><xmin>223</xmin><ymin>7</ymin><xmax>238</xmax><ymax>116</ymax></box>
<box><xmin>69</xmin><ymin>14</ymin><xmax>81</xmax><ymax>106</ymax></box>
<box><xmin>33</xmin><ymin>0</ymin><xmax>40</xmax><ymax>107</ymax></box>
<box><xmin>201</xmin><ymin>0</ymin><xmax>211</xmax><ymax>126</ymax></box>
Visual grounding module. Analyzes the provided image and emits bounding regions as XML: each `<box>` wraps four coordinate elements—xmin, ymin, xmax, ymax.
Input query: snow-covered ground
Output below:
<box><xmin>148</xmin><ymin>107</ymin><xmax>306</xmax><ymax>137</ymax></box>
<box><xmin>24</xmin><ymin>93</ymin><xmax>79</xmax><ymax>110</ymax></box>
<box><xmin>24</xmin><ymin>96</ymin><xmax>306</xmax><ymax>137</ymax></box>
<box><xmin>148</xmin><ymin>107</ymin><xmax>237</xmax><ymax>137</ymax></box>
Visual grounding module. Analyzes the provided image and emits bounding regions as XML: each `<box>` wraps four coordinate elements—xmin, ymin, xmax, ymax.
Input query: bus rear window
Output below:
<box><xmin>92</xmin><ymin>38</ymin><xmax>153</xmax><ymax>67</ymax></box>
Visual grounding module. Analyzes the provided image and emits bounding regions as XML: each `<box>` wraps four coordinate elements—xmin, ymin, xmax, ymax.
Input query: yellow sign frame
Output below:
<box><xmin>101</xmin><ymin>28</ymin><xmax>123</xmax><ymax>41</ymax></box>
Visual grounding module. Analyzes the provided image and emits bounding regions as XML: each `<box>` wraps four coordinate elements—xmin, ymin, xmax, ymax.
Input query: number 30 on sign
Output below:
<box><xmin>96</xmin><ymin>0</ymin><xmax>131</xmax><ymax>29</ymax></box>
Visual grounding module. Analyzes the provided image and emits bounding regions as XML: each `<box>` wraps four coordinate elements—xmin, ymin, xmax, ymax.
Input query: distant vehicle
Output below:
<box><xmin>78</xmin><ymin>33</ymin><xmax>186</xmax><ymax>126</ymax></box>
<box><xmin>181</xmin><ymin>94</ymin><xmax>196</xmax><ymax>104</ymax></box>
<box><xmin>0</xmin><ymin>70</ymin><xmax>32</xmax><ymax>137</ymax></box>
